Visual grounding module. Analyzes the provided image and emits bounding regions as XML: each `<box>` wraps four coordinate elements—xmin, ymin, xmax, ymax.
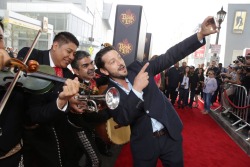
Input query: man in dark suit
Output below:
<box><xmin>188</xmin><ymin>66</ymin><xmax>199</xmax><ymax>108</ymax></box>
<box><xmin>17</xmin><ymin>32</ymin><xmax>83</xmax><ymax>167</ymax></box>
<box><xmin>166</xmin><ymin>62</ymin><xmax>180</xmax><ymax>105</ymax></box>
<box><xmin>94</xmin><ymin>16</ymin><xmax>217</xmax><ymax>167</ymax></box>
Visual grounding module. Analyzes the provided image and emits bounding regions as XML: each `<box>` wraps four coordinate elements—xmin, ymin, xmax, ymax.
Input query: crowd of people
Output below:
<box><xmin>2</xmin><ymin>14</ymin><xmax>248</xmax><ymax>167</ymax></box>
<box><xmin>158</xmin><ymin>55</ymin><xmax>250</xmax><ymax>117</ymax></box>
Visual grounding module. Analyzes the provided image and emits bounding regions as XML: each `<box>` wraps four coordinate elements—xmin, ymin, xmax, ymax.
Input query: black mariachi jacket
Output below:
<box><xmin>18</xmin><ymin>47</ymin><xmax>82</xmax><ymax>167</ymax></box>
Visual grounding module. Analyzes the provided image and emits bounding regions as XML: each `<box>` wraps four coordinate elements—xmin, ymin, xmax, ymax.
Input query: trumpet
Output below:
<box><xmin>76</xmin><ymin>87</ymin><xmax>120</xmax><ymax>112</ymax></box>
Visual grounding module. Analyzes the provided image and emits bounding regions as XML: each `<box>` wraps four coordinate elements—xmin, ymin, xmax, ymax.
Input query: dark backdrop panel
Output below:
<box><xmin>113</xmin><ymin>5</ymin><xmax>147</xmax><ymax>66</ymax></box>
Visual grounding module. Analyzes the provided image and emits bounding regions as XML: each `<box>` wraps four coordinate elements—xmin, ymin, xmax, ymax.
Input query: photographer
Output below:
<box><xmin>217</xmin><ymin>63</ymin><xmax>227</xmax><ymax>102</ymax></box>
<box><xmin>220</xmin><ymin>64</ymin><xmax>238</xmax><ymax>84</ymax></box>
<box><xmin>238</xmin><ymin>66</ymin><xmax>250</xmax><ymax>123</ymax></box>
<box><xmin>239</xmin><ymin>66</ymin><xmax>250</xmax><ymax>92</ymax></box>
<box><xmin>231</xmin><ymin>55</ymin><xmax>248</xmax><ymax>83</ymax></box>
<box><xmin>220</xmin><ymin>64</ymin><xmax>238</xmax><ymax>113</ymax></box>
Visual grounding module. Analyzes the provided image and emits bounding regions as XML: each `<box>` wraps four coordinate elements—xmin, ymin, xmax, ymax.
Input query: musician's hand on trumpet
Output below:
<box><xmin>69</xmin><ymin>93</ymin><xmax>88</xmax><ymax>114</ymax></box>
<box><xmin>58</xmin><ymin>77</ymin><xmax>81</xmax><ymax>111</ymax></box>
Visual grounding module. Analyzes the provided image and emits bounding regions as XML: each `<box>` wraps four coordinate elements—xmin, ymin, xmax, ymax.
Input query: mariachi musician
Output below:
<box><xmin>17</xmin><ymin>32</ymin><xmax>83</xmax><ymax>167</ymax></box>
<box><xmin>0</xmin><ymin>18</ymin><xmax>26</xmax><ymax>167</ymax></box>
<box><xmin>68</xmin><ymin>50</ymin><xmax>112</xmax><ymax>167</ymax></box>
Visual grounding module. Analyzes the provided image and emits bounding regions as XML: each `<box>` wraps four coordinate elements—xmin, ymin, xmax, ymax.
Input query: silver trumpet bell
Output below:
<box><xmin>76</xmin><ymin>87</ymin><xmax>120</xmax><ymax>112</ymax></box>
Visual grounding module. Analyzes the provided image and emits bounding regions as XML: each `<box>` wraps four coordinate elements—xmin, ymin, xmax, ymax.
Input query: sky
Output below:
<box><xmin>108</xmin><ymin>0</ymin><xmax>250</xmax><ymax>59</ymax></box>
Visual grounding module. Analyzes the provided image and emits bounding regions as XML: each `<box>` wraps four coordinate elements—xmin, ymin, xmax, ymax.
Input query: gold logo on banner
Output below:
<box><xmin>119</xmin><ymin>9</ymin><xmax>136</xmax><ymax>27</ymax></box>
<box><xmin>117</xmin><ymin>39</ymin><xmax>133</xmax><ymax>55</ymax></box>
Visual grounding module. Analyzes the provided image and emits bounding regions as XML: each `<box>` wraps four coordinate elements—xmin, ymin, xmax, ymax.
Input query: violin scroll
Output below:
<box><xmin>27</xmin><ymin>60</ymin><xmax>39</xmax><ymax>73</ymax></box>
<box><xmin>5</xmin><ymin>58</ymin><xmax>39</xmax><ymax>73</ymax></box>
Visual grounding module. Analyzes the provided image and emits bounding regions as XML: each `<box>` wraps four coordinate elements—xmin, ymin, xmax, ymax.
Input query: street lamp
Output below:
<box><xmin>213</xmin><ymin>7</ymin><xmax>227</xmax><ymax>60</ymax></box>
<box><xmin>215</xmin><ymin>7</ymin><xmax>227</xmax><ymax>45</ymax></box>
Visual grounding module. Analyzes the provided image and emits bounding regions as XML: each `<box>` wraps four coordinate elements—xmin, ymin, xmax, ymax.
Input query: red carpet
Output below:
<box><xmin>114</xmin><ymin>100</ymin><xmax>250</xmax><ymax>167</ymax></box>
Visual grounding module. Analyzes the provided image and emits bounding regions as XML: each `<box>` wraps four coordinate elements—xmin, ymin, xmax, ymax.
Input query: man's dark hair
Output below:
<box><xmin>94</xmin><ymin>46</ymin><xmax>115</xmax><ymax>69</ymax></box>
<box><xmin>53</xmin><ymin>31</ymin><xmax>79</xmax><ymax>47</ymax></box>
<box><xmin>71</xmin><ymin>50</ymin><xmax>90</xmax><ymax>69</ymax></box>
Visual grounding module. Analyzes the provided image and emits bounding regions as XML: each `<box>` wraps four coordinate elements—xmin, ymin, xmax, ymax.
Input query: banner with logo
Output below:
<box><xmin>113</xmin><ymin>5</ymin><xmax>147</xmax><ymax>66</ymax></box>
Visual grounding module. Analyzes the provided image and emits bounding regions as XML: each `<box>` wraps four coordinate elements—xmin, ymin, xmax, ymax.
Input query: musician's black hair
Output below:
<box><xmin>71</xmin><ymin>50</ymin><xmax>91</xmax><ymax>70</ymax></box>
<box><xmin>94</xmin><ymin>46</ymin><xmax>115</xmax><ymax>69</ymax></box>
<box><xmin>53</xmin><ymin>31</ymin><xmax>79</xmax><ymax>47</ymax></box>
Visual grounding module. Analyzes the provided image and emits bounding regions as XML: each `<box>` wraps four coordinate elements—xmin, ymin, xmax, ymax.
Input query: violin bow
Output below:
<box><xmin>0</xmin><ymin>17</ymin><xmax>48</xmax><ymax>115</ymax></box>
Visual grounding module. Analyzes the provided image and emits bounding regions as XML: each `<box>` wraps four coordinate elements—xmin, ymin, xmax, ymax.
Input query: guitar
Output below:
<box><xmin>95</xmin><ymin>84</ymin><xmax>131</xmax><ymax>145</ymax></box>
<box><xmin>95</xmin><ymin>117</ymin><xmax>130</xmax><ymax>145</ymax></box>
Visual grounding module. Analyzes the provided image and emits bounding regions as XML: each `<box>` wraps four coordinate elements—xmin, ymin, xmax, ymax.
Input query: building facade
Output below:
<box><xmin>1</xmin><ymin>0</ymin><xmax>113</xmax><ymax>55</ymax></box>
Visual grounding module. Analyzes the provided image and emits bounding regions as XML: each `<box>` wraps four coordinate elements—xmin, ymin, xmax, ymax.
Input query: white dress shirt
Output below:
<box><xmin>49</xmin><ymin>52</ymin><xmax>68</xmax><ymax>112</ymax></box>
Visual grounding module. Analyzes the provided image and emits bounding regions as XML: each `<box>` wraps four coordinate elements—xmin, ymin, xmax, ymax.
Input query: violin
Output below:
<box><xmin>1</xmin><ymin>58</ymin><xmax>97</xmax><ymax>94</ymax></box>
<box><xmin>0</xmin><ymin>26</ymin><xmax>47</xmax><ymax>115</ymax></box>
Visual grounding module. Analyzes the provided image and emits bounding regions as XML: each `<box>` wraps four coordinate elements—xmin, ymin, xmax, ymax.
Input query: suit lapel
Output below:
<box><xmin>42</xmin><ymin>50</ymin><xmax>50</xmax><ymax>65</ymax></box>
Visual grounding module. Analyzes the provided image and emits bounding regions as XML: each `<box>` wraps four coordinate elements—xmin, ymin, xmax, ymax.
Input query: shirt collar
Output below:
<box><xmin>49</xmin><ymin>51</ymin><xmax>55</xmax><ymax>67</ymax></box>
<box><xmin>110</xmin><ymin>78</ymin><xmax>132</xmax><ymax>93</ymax></box>
<box><xmin>110</xmin><ymin>78</ymin><xmax>129</xmax><ymax>86</ymax></box>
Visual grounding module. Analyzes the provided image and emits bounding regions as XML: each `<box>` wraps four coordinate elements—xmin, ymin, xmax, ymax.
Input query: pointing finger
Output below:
<box><xmin>139</xmin><ymin>62</ymin><xmax>149</xmax><ymax>74</ymax></box>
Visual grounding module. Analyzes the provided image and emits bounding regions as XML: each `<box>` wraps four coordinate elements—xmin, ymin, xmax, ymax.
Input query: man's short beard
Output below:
<box><xmin>115</xmin><ymin>75</ymin><xmax>127</xmax><ymax>80</ymax></box>
<box><xmin>110</xmin><ymin>72</ymin><xmax>127</xmax><ymax>80</ymax></box>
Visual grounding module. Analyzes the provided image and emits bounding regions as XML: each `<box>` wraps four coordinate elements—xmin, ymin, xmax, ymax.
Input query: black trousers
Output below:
<box><xmin>178</xmin><ymin>88</ymin><xmax>189</xmax><ymax>106</ymax></box>
<box><xmin>188</xmin><ymin>90</ymin><xmax>196</xmax><ymax>107</ymax></box>
<box><xmin>168</xmin><ymin>87</ymin><xmax>178</xmax><ymax>105</ymax></box>
<box><xmin>133</xmin><ymin>134</ymin><xmax>183</xmax><ymax>167</ymax></box>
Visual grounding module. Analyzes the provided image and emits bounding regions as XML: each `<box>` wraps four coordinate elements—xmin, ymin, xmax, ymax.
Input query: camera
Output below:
<box><xmin>220</xmin><ymin>73</ymin><xmax>231</xmax><ymax>81</ymax></box>
<box><xmin>233</xmin><ymin>60</ymin><xmax>239</xmax><ymax>64</ymax></box>
<box><xmin>241</xmin><ymin>65</ymin><xmax>250</xmax><ymax>73</ymax></box>
<box><xmin>220</xmin><ymin>73</ymin><xmax>226</xmax><ymax>78</ymax></box>
<box><xmin>234</xmin><ymin>55</ymin><xmax>246</xmax><ymax>64</ymax></box>
<box><xmin>238</xmin><ymin>55</ymin><xmax>246</xmax><ymax>63</ymax></box>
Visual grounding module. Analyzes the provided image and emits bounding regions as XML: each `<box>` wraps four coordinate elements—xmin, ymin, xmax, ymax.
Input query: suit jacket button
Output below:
<box><xmin>146</xmin><ymin>110</ymin><xmax>149</xmax><ymax>114</ymax></box>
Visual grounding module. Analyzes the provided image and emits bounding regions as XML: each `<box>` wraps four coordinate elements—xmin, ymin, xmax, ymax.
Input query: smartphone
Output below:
<box><xmin>213</xmin><ymin>17</ymin><xmax>219</xmax><ymax>27</ymax></box>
